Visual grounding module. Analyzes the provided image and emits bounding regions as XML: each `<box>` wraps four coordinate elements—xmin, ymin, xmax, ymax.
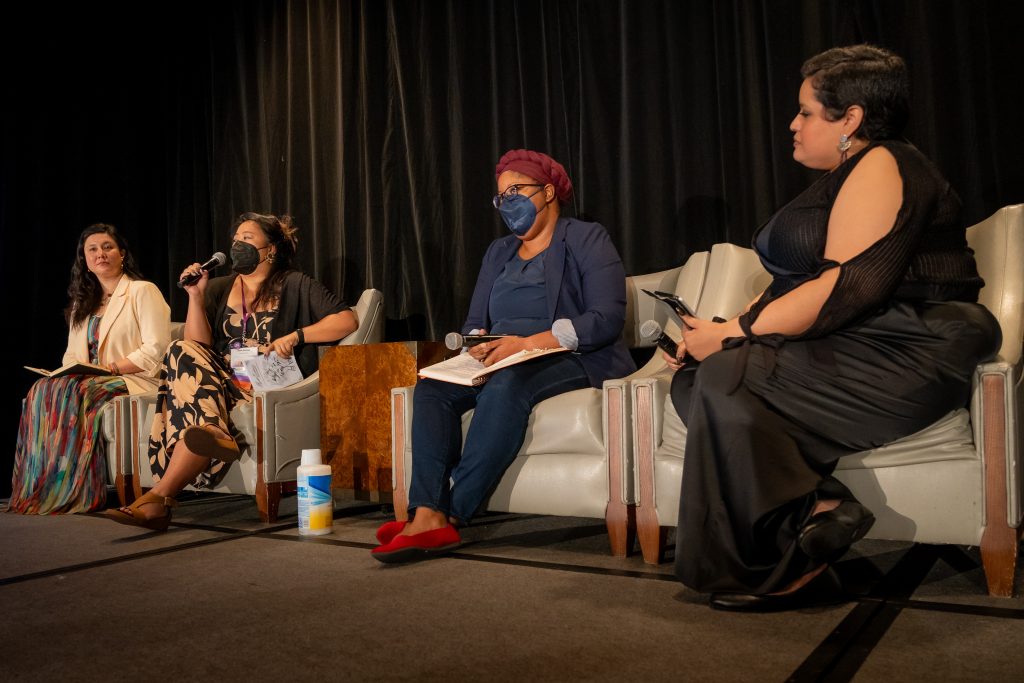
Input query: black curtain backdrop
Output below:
<box><xmin>2</xmin><ymin>0</ymin><xmax>1022</xmax><ymax>496</ymax></box>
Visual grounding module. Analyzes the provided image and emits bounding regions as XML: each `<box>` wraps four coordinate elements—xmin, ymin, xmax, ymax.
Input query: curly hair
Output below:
<box><xmin>65</xmin><ymin>223</ymin><xmax>144</xmax><ymax>328</ymax></box>
<box><xmin>801</xmin><ymin>44</ymin><xmax>909</xmax><ymax>141</ymax></box>
<box><xmin>232</xmin><ymin>212</ymin><xmax>299</xmax><ymax>310</ymax></box>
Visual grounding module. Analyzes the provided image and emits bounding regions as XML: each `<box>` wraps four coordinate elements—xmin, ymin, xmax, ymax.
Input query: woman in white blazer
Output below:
<box><xmin>8</xmin><ymin>224</ymin><xmax>170</xmax><ymax>514</ymax></box>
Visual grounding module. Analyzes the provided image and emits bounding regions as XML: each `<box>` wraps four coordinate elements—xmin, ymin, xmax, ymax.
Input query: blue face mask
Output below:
<box><xmin>497</xmin><ymin>191</ymin><xmax>545</xmax><ymax>236</ymax></box>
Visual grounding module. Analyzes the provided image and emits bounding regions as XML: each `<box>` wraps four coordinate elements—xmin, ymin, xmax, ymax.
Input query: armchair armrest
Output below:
<box><xmin>100</xmin><ymin>395</ymin><xmax>133</xmax><ymax>505</ymax></box>
<box><xmin>339</xmin><ymin>288</ymin><xmax>384</xmax><ymax>346</ymax></box>
<box><xmin>972</xmin><ymin>360</ymin><xmax>1023</xmax><ymax>529</ymax></box>
<box><xmin>973</xmin><ymin>357</ymin><xmax>1023</xmax><ymax>596</ymax></box>
<box><xmin>127</xmin><ymin>391</ymin><xmax>160</xmax><ymax>496</ymax></box>
<box><xmin>390</xmin><ymin>384</ymin><xmax>416</xmax><ymax>520</ymax></box>
<box><xmin>603</xmin><ymin>379</ymin><xmax>633</xmax><ymax>506</ymax></box>
<box><xmin>240</xmin><ymin>372</ymin><xmax>322</xmax><ymax>483</ymax></box>
<box><xmin>631</xmin><ymin>372</ymin><xmax>676</xmax><ymax>454</ymax></box>
<box><xmin>631</xmin><ymin>371</ymin><xmax>680</xmax><ymax>563</ymax></box>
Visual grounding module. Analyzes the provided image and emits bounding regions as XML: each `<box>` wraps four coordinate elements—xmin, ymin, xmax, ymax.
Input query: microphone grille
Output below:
<box><xmin>444</xmin><ymin>332</ymin><xmax>464</xmax><ymax>350</ymax></box>
<box><xmin>211</xmin><ymin>252</ymin><xmax>227</xmax><ymax>266</ymax></box>
<box><xmin>639</xmin><ymin>319</ymin><xmax>663</xmax><ymax>341</ymax></box>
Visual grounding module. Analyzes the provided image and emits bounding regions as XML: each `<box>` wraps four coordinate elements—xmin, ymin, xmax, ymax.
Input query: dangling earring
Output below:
<box><xmin>267</xmin><ymin>252</ymin><xmax>275</xmax><ymax>263</ymax></box>
<box><xmin>838</xmin><ymin>134</ymin><xmax>852</xmax><ymax>164</ymax></box>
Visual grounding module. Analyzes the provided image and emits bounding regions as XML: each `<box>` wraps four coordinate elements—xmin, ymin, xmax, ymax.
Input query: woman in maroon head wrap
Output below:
<box><xmin>371</xmin><ymin>149</ymin><xmax>636</xmax><ymax>562</ymax></box>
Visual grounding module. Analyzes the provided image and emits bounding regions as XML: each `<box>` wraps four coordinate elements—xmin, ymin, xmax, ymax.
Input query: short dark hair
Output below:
<box><xmin>801</xmin><ymin>44</ymin><xmax>909</xmax><ymax>141</ymax></box>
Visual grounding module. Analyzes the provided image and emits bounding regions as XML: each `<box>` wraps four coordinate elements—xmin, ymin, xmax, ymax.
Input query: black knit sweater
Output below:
<box><xmin>203</xmin><ymin>270</ymin><xmax>349</xmax><ymax>377</ymax></box>
<box><xmin>748</xmin><ymin>140</ymin><xmax>984</xmax><ymax>339</ymax></box>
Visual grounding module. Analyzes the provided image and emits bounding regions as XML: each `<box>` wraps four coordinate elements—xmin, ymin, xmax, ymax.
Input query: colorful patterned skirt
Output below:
<box><xmin>8</xmin><ymin>374</ymin><xmax>127</xmax><ymax>514</ymax></box>
<box><xmin>148</xmin><ymin>339</ymin><xmax>251</xmax><ymax>490</ymax></box>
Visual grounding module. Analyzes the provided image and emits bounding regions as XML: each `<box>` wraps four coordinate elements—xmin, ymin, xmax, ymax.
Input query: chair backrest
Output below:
<box><xmin>631</xmin><ymin>244</ymin><xmax>764</xmax><ymax>375</ymax></box>
<box><xmin>967</xmin><ymin>204</ymin><xmax>1024</xmax><ymax>365</ymax></box>
<box><xmin>693</xmin><ymin>243</ymin><xmax>772</xmax><ymax>324</ymax></box>
<box><xmin>339</xmin><ymin>288</ymin><xmax>385</xmax><ymax>346</ymax></box>
<box><xmin>624</xmin><ymin>252</ymin><xmax>709</xmax><ymax>348</ymax></box>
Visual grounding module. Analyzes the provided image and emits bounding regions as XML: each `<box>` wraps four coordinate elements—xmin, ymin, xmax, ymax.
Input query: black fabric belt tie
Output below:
<box><xmin>721</xmin><ymin>313</ymin><xmax>785</xmax><ymax>395</ymax></box>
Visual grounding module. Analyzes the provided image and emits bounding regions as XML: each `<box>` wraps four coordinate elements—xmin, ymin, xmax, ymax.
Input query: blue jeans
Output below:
<box><xmin>407</xmin><ymin>353</ymin><xmax>590</xmax><ymax>524</ymax></box>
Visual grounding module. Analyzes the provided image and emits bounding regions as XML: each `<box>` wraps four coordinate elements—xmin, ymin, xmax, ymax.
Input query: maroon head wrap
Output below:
<box><xmin>494</xmin><ymin>149</ymin><xmax>574</xmax><ymax>204</ymax></box>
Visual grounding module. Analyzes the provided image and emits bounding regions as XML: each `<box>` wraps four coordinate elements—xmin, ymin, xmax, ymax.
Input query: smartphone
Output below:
<box><xmin>641</xmin><ymin>288</ymin><xmax>698</xmax><ymax>323</ymax></box>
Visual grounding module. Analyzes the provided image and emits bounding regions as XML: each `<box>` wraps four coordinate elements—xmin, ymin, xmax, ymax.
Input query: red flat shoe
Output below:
<box><xmin>375</xmin><ymin>520</ymin><xmax>408</xmax><ymax>545</ymax></box>
<box><xmin>371</xmin><ymin>525</ymin><xmax>462</xmax><ymax>564</ymax></box>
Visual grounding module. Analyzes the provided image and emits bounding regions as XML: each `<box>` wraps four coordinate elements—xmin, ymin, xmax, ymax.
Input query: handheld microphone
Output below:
<box><xmin>444</xmin><ymin>332</ymin><xmax>509</xmax><ymax>350</ymax></box>
<box><xmin>639</xmin><ymin>320</ymin><xmax>678</xmax><ymax>357</ymax></box>
<box><xmin>177</xmin><ymin>252</ymin><xmax>227</xmax><ymax>288</ymax></box>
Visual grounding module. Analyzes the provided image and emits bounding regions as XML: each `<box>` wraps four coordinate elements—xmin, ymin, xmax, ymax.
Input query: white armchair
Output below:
<box><xmin>127</xmin><ymin>288</ymin><xmax>384</xmax><ymax>522</ymax></box>
<box><xmin>631</xmin><ymin>205</ymin><xmax>1024</xmax><ymax>597</ymax></box>
<box><xmin>389</xmin><ymin>253</ymin><xmax>711</xmax><ymax>556</ymax></box>
<box><xmin>631</xmin><ymin>244</ymin><xmax>771</xmax><ymax>562</ymax></box>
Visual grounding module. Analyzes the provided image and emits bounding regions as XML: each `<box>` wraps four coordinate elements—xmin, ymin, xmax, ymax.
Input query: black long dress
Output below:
<box><xmin>671</xmin><ymin>140</ymin><xmax>1001</xmax><ymax>595</ymax></box>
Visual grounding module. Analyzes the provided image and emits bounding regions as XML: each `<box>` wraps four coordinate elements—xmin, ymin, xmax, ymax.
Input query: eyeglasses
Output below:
<box><xmin>492</xmin><ymin>183</ymin><xmax>545</xmax><ymax>208</ymax></box>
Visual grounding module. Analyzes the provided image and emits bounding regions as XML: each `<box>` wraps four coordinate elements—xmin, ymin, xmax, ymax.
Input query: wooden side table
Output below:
<box><xmin>319</xmin><ymin>341</ymin><xmax>450</xmax><ymax>503</ymax></box>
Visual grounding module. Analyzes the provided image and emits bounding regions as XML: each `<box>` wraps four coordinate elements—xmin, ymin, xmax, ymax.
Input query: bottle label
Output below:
<box><xmin>298</xmin><ymin>473</ymin><xmax>333</xmax><ymax>531</ymax></box>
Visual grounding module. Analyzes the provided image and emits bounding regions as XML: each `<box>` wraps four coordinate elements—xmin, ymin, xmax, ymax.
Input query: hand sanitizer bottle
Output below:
<box><xmin>297</xmin><ymin>449</ymin><xmax>332</xmax><ymax>536</ymax></box>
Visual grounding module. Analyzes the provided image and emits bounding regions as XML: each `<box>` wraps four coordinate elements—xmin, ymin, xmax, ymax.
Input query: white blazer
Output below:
<box><xmin>62</xmin><ymin>277</ymin><xmax>171</xmax><ymax>395</ymax></box>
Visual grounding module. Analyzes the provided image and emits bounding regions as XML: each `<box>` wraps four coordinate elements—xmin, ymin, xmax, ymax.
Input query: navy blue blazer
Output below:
<box><xmin>463</xmin><ymin>217</ymin><xmax>636</xmax><ymax>388</ymax></box>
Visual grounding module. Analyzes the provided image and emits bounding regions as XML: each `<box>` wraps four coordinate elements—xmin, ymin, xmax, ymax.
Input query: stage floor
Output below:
<box><xmin>2</xmin><ymin>492</ymin><xmax>1022</xmax><ymax>682</ymax></box>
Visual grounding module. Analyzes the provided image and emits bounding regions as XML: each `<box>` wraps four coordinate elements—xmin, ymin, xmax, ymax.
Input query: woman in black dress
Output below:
<box><xmin>664</xmin><ymin>45</ymin><xmax>1000</xmax><ymax>610</ymax></box>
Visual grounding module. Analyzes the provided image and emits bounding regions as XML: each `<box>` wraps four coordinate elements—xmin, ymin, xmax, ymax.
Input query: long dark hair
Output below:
<box><xmin>65</xmin><ymin>223</ymin><xmax>144</xmax><ymax>327</ymax></box>
<box><xmin>232</xmin><ymin>212</ymin><xmax>298</xmax><ymax>310</ymax></box>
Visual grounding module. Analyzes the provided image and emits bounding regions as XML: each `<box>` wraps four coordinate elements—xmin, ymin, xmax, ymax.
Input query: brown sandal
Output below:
<box><xmin>182</xmin><ymin>425</ymin><xmax>241</xmax><ymax>463</ymax></box>
<box><xmin>103</xmin><ymin>491</ymin><xmax>178</xmax><ymax>532</ymax></box>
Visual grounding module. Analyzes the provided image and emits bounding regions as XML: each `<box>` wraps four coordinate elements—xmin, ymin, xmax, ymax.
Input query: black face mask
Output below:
<box><xmin>230</xmin><ymin>240</ymin><xmax>268</xmax><ymax>275</ymax></box>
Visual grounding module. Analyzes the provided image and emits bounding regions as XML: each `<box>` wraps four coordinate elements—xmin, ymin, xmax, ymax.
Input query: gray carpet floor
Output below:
<box><xmin>2</xmin><ymin>492</ymin><xmax>1022</xmax><ymax>682</ymax></box>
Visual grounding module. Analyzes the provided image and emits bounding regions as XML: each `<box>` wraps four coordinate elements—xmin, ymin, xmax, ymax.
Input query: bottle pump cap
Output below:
<box><xmin>300</xmin><ymin>448</ymin><xmax>322</xmax><ymax>467</ymax></box>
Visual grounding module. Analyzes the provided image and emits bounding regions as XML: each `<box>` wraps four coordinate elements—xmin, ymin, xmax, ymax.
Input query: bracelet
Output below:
<box><xmin>295</xmin><ymin>328</ymin><xmax>305</xmax><ymax>345</ymax></box>
<box><xmin>109</xmin><ymin>362</ymin><xmax>120</xmax><ymax>376</ymax></box>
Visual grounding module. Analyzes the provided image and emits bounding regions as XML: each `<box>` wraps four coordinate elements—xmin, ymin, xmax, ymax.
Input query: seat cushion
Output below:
<box><xmin>837</xmin><ymin>409</ymin><xmax>977</xmax><ymax>470</ymax></box>
<box><xmin>462</xmin><ymin>387</ymin><xmax>604</xmax><ymax>457</ymax></box>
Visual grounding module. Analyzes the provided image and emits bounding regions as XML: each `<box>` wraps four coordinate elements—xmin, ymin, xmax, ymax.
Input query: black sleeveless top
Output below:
<box><xmin>748</xmin><ymin>140</ymin><xmax>984</xmax><ymax>339</ymax></box>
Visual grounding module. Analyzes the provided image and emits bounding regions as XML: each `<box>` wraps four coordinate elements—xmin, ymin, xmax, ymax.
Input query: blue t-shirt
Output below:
<box><xmin>488</xmin><ymin>252</ymin><xmax>549</xmax><ymax>336</ymax></box>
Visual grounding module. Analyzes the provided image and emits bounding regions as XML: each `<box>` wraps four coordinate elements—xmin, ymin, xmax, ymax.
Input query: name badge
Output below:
<box><xmin>230</xmin><ymin>346</ymin><xmax>260</xmax><ymax>382</ymax></box>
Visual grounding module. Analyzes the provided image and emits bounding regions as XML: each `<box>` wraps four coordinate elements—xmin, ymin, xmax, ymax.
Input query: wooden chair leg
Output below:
<box><xmin>637</xmin><ymin>506</ymin><xmax>667</xmax><ymax>564</ymax></box>
<box><xmin>606</xmin><ymin>504</ymin><xmax>636</xmax><ymax>557</ymax></box>
<box><xmin>979</xmin><ymin>373</ymin><xmax>1019</xmax><ymax>597</ymax></box>
<box><xmin>115</xmin><ymin>473</ymin><xmax>136</xmax><ymax>507</ymax></box>
<box><xmin>257</xmin><ymin>481</ymin><xmax>282</xmax><ymax>523</ymax></box>
<box><xmin>981</xmin><ymin>525</ymin><xmax>1020</xmax><ymax>597</ymax></box>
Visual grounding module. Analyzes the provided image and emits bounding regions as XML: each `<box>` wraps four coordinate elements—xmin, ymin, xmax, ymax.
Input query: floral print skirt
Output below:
<box><xmin>148</xmin><ymin>339</ymin><xmax>251</xmax><ymax>489</ymax></box>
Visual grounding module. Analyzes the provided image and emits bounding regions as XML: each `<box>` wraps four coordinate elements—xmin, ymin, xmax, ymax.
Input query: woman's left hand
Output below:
<box><xmin>477</xmin><ymin>336</ymin><xmax>526</xmax><ymax>366</ymax></box>
<box><xmin>680</xmin><ymin>316</ymin><xmax>741</xmax><ymax>361</ymax></box>
<box><xmin>268</xmin><ymin>332</ymin><xmax>300</xmax><ymax>359</ymax></box>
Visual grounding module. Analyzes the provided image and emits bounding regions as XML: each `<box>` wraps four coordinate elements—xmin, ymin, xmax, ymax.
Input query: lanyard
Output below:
<box><xmin>240</xmin><ymin>279</ymin><xmax>253</xmax><ymax>343</ymax></box>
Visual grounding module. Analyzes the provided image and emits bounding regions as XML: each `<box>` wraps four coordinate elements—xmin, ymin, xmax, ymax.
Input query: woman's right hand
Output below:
<box><xmin>663</xmin><ymin>337</ymin><xmax>688</xmax><ymax>372</ymax></box>
<box><xmin>180</xmin><ymin>262</ymin><xmax>208</xmax><ymax>297</ymax></box>
<box><xmin>466</xmin><ymin>329</ymin><xmax>490</xmax><ymax>361</ymax></box>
